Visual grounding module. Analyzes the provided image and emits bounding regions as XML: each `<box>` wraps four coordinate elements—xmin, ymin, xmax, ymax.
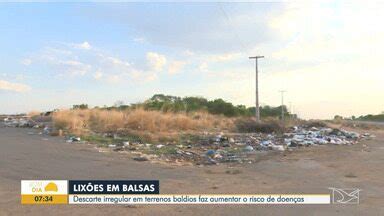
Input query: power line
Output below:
<box><xmin>219</xmin><ymin>3</ymin><xmax>266</xmax><ymax>123</ymax></box>
<box><xmin>217</xmin><ymin>2</ymin><xmax>248</xmax><ymax>52</ymax></box>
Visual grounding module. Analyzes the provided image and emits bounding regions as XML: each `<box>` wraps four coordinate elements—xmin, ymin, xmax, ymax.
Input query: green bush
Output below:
<box><xmin>88</xmin><ymin>94</ymin><xmax>292</xmax><ymax>119</ymax></box>
<box><xmin>235</xmin><ymin>118</ymin><xmax>284</xmax><ymax>133</ymax></box>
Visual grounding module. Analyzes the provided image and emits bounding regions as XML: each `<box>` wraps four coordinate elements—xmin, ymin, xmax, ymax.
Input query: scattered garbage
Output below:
<box><xmin>3</xmin><ymin>115</ymin><xmax>376</xmax><ymax>166</ymax></box>
<box><xmin>66</xmin><ymin>136</ymin><xmax>81</xmax><ymax>143</ymax></box>
<box><xmin>113</xmin><ymin>124</ymin><xmax>372</xmax><ymax>165</ymax></box>
<box><xmin>3</xmin><ymin>117</ymin><xmax>33</xmax><ymax>127</ymax></box>
<box><xmin>43</xmin><ymin>126</ymin><xmax>52</xmax><ymax>135</ymax></box>
<box><xmin>133</xmin><ymin>156</ymin><xmax>149</xmax><ymax>162</ymax></box>
<box><xmin>243</xmin><ymin>145</ymin><xmax>254</xmax><ymax>152</ymax></box>
<box><xmin>271</xmin><ymin>144</ymin><xmax>285</xmax><ymax>151</ymax></box>
<box><xmin>113</xmin><ymin>146</ymin><xmax>124</xmax><ymax>152</ymax></box>
<box><xmin>206</xmin><ymin>150</ymin><xmax>216</xmax><ymax>157</ymax></box>
<box><xmin>283</xmin><ymin>126</ymin><xmax>361</xmax><ymax>147</ymax></box>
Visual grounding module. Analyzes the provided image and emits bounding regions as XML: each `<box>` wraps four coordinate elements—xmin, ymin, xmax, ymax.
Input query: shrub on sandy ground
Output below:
<box><xmin>27</xmin><ymin>110</ymin><xmax>52</xmax><ymax>123</ymax></box>
<box><xmin>235</xmin><ymin>118</ymin><xmax>284</xmax><ymax>133</ymax></box>
<box><xmin>340</xmin><ymin>121</ymin><xmax>383</xmax><ymax>130</ymax></box>
<box><xmin>52</xmin><ymin>108</ymin><xmax>236</xmax><ymax>139</ymax></box>
<box><xmin>53</xmin><ymin>109</ymin><xmax>92</xmax><ymax>135</ymax></box>
<box><xmin>302</xmin><ymin>120</ymin><xmax>327</xmax><ymax>128</ymax></box>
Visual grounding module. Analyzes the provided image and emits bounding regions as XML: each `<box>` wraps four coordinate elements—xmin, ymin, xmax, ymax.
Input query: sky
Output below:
<box><xmin>0</xmin><ymin>2</ymin><xmax>383</xmax><ymax>119</ymax></box>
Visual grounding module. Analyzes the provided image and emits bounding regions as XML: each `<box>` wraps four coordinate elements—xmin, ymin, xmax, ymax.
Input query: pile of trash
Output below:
<box><xmin>284</xmin><ymin>126</ymin><xmax>361</xmax><ymax>147</ymax></box>
<box><xmin>64</xmin><ymin>125</ymin><xmax>374</xmax><ymax>166</ymax></box>
<box><xmin>3</xmin><ymin>116</ymin><xmax>59</xmax><ymax>140</ymax></box>
<box><xmin>2</xmin><ymin>116</ymin><xmax>45</xmax><ymax>128</ymax></box>
<box><xmin>3</xmin><ymin>117</ymin><xmax>33</xmax><ymax>127</ymax></box>
<box><xmin>12</xmin><ymin>117</ymin><xmax>374</xmax><ymax>166</ymax></box>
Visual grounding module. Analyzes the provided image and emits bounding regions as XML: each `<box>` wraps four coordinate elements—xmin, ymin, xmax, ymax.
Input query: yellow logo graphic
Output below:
<box><xmin>45</xmin><ymin>182</ymin><xmax>58</xmax><ymax>192</ymax></box>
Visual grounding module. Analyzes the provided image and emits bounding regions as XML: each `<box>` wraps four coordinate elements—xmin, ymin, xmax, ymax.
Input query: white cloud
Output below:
<box><xmin>183</xmin><ymin>50</ymin><xmax>195</xmax><ymax>56</ymax></box>
<box><xmin>133</xmin><ymin>37</ymin><xmax>146</xmax><ymax>43</ymax></box>
<box><xmin>21</xmin><ymin>58</ymin><xmax>32</xmax><ymax>66</ymax></box>
<box><xmin>269</xmin><ymin>2</ymin><xmax>384</xmax><ymax>63</ymax></box>
<box><xmin>195</xmin><ymin>52</ymin><xmax>241</xmax><ymax>73</ymax></box>
<box><xmin>145</xmin><ymin>73</ymin><xmax>158</xmax><ymax>82</ymax></box>
<box><xmin>208</xmin><ymin>52</ymin><xmax>241</xmax><ymax>62</ymax></box>
<box><xmin>0</xmin><ymin>80</ymin><xmax>31</xmax><ymax>93</ymax></box>
<box><xmin>168</xmin><ymin>60</ymin><xmax>187</xmax><ymax>74</ymax></box>
<box><xmin>15</xmin><ymin>74</ymin><xmax>27</xmax><ymax>80</ymax></box>
<box><xmin>103</xmin><ymin>56</ymin><xmax>131</xmax><ymax>67</ymax></box>
<box><xmin>106</xmin><ymin>74</ymin><xmax>120</xmax><ymax>83</ymax></box>
<box><xmin>199</xmin><ymin>62</ymin><xmax>208</xmax><ymax>72</ymax></box>
<box><xmin>146</xmin><ymin>52</ymin><xmax>167</xmax><ymax>72</ymax></box>
<box><xmin>35</xmin><ymin>43</ymin><xmax>165</xmax><ymax>83</ymax></box>
<box><xmin>93</xmin><ymin>70</ymin><xmax>103</xmax><ymax>80</ymax></box>
<box><xmin>73</xmin><ymin>41</ymin><xmax>92</xmax><ymax>50</ymax></box>
<box><xmin>58</xmin><ymin>60</ymin><xmax>92</xmax><ymax>76</ymax></box>
<box><xmin>44</xmin><ymin>47</ymin><xmax>72</xmax><ymax>56</ymax></box>
<box><xmin>26</xmin><ymin>42</ymin><xmax>175</xmax><ymax>86</ymax></box>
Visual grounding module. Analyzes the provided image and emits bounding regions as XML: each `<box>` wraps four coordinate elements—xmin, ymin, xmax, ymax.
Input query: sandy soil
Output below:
<box><xmin>0</xmin><ymin>125</ymin><xmax>383</xmax><ymax>215</ymax></box>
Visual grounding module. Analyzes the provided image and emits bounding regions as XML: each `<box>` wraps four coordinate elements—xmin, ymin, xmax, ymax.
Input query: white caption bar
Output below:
<box><xmin>69</xmin><ymin>194</ymin><xmax>330</xmax><ymax>204</ymax></box>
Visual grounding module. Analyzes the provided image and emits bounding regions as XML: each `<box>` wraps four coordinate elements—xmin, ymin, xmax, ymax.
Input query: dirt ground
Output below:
<box><xmin>0</xmin><ymin>124</ymin><xmax>383</xmax><ymax>215</ymax></box>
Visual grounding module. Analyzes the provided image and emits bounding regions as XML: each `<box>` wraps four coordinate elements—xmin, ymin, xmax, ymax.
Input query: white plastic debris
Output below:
<box><xmin>43</xmin><ymin>126</ymin><xmax>51</xmax><ymax>135</ymax></box>
<box><xmin>271</xmin><ymin>145</ymin><xmax>285</xmax><ymax>151</ymax></box>
<box><xmin>244</xmin><ymin>145</ymin><xmax>254</xmax><ymax>152</ymax></box>
<box><xmin>260</xmin><ymin>140</ymin><xmax>272</xmax><ymax>146</ymax></box>
<box><xmin>156</xmin><ymin>144</ymin><xmax>164</xmax><ymax>149</ymax></box>
<box><xmin>66</xmin><ymin>136</ymin><xmax>81</xmax><ymax>143</ymax></box>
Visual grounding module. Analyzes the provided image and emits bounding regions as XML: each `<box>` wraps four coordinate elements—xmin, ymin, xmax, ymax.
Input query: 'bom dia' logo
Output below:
<box><xmin>30</xmin><ymin>181</ymin><xmax>58</xmax><ymax>193</ymax></box>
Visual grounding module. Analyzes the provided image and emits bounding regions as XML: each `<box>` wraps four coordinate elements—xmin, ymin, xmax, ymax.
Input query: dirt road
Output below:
<box><xmin>0</xmin><ymin>125</ymin><xmax>383</xmax><ymax>215</ymax></box>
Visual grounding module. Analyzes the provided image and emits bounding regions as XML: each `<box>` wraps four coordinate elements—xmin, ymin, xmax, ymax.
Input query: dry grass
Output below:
<box><xmin>340</xmin><ymin>120</ymin><xmax>384</xmax><ymax>130</ymax></box>
<box><xmin>52</xmin><ymin>108</ymin><xmax>236</xmax><ymax>140</ymax></box>
<box><xmin>27</xmin><ymin>110</ymin><xmax>41</xmax><ymax>118</ymax></box>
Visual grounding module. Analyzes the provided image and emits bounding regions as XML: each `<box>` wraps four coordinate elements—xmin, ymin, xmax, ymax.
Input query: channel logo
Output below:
<box><xmin>21</xmin><ymin>180</ymin><xmax>68</xmax><ymax>204</ymax></box>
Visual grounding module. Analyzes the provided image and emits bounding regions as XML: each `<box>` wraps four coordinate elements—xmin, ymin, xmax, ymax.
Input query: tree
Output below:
<box><xmin>334</xmin><ymin>115</ymin><xmax>343</xmax><ymax>120</ymax></box>
<box><xmin>72</xmin><ymin>104</ymin><xmax>88</xmax><ymax>110</ymax></box>
<box><xmin>207</xmin><ymin>99</ymin><xmax>237</xmax><ymax>117</ymax></box>
<box><xmin>183</xmin><ymin>97</ymin><xmax>208</xmax><ymax>112</ymax></box>
<box><xmin>142</xmin><ymin>94</ymin><xmax>292</xmax><ymax>118</ymax></box>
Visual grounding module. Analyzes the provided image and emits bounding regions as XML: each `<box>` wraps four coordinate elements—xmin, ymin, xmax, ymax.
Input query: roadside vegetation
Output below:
<box><xmin>356</xmin><ymin>113</ymin><xmax>384</xmax><ymax>122</ymax></box>
<box><xmin>334</xmin><ymin>111</ymin><xmax>384</xmax><ymax>122</ymax></box>
<box><xmin>50</xmin><ymin>94</ymin><xmax>295</xmax><ymax>143</ymax></box>
<box><xmin>331</xmin><ymin>112</ymin><xmax>384</xmax><ymax>130</ymax></box>
<box><xmin>95</xmin><ymin>94</ymin><xmax>292</xmax><ymax>118</ymax></box>
<box><xmin>53</xmin><ymin>108</ymin><xmax>236</xmax><ymax>142</ymax></box>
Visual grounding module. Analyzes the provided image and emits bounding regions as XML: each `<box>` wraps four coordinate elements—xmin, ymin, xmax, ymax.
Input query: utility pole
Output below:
<box><xmin>279</xmin><ymin>90</ymin><xmax>286</xmax><ymax>121</ymax></box>
<box><xmin>249</xmin><ymin>56</ymin><xmax>264</xmax><ymax>122</ymax></box>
